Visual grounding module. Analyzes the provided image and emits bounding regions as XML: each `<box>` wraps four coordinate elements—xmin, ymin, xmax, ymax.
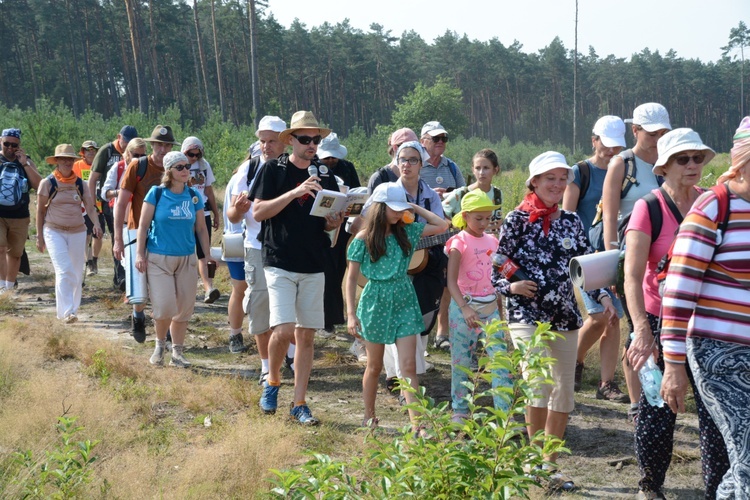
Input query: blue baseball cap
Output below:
<box><xmin>119</xmin><ymin>125</ymin><xmax>138</xmax><ymax>142</ymax></box>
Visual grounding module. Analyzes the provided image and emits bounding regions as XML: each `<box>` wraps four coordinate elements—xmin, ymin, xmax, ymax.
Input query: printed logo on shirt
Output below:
<box><xmin>170</xmin><ymin>200</ymin><xmax>193</xmax><ymax>219</ymax></box>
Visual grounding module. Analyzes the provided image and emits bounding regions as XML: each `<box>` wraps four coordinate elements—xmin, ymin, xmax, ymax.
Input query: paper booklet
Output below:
<box><xmin>309</xmin><ymin>187</ymin><xmax>369</xmax><ymax>218</ymax></box>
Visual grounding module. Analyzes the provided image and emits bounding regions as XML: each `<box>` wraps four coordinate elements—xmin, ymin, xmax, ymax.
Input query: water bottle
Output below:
<box><xmin>491</xmin><ymin>254</ymin><xmax>531</xmax><ymax>282</ymax></box>
<box><xmin>638</xmin><ymin>356</ymin><xmax>665</xmax><ymax>408</ymax></box>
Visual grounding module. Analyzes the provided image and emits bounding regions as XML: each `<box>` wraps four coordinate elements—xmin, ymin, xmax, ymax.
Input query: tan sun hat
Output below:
<box><xmin>46</xmin><ymin>144</ymin><xmax>80</xmax><ymax>164</ymax></box>
<box><xmin>278</xmin><ymin>111</ymin><xmax>331</xmax><ymax>144</ymax></box>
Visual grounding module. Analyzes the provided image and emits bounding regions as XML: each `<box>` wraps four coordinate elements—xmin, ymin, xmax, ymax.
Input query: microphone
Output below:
<box><xmin>307</xmin><ymin>165</ymin><xmax>319</xmax><ymax>183</ymax></box>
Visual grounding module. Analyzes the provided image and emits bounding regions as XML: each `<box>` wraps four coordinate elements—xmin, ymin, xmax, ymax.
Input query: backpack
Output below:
<box><xmin>44</xmin><ymin>174</ymin><xmax>85</xmax><ymax>209</ymax></box>
<box><xmin>576</xmin><ymin>160</ymin><xmax>591</xmax><ymax>202</ymax></box>
<box><xmin>0</xmin><ymin>161</ymin><xmax>28</xmax><ymax>207</ymax></box>
<box><xmin>249</xmin><ymin>153</ymin><xmax>290</xmax><ymax>242</ymax></box>
<box><xmin>445</xmin><ymin>158</ymin><xmax>460</xmax><ymax>184</ymax></box>
<box><xmin>655</xmin><ymin>183</ymin><xmax>731</xmax><ymax>294</ymax></box>
<box><xmin>245</xmin><ymin>156</ymin><xmax>263</xmax><ymax>187</ymax></box>
<box><xmin>588</xmin><ymin>150</ymin><xmax>663</xmax><ymax>250</ymax></box>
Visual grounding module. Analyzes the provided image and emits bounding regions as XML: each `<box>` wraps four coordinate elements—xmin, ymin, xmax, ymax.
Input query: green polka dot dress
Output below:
<box><xmin>347</xmin><ymin>222</ymin><xmax>425</xmax><ymax>344</ymax></box>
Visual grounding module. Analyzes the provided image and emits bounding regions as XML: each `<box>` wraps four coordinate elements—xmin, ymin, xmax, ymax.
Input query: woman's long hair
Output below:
<box><xmin>363</xmin><ymin>202</ymin><xmax>411</xmax><ymax>262</ymax></box>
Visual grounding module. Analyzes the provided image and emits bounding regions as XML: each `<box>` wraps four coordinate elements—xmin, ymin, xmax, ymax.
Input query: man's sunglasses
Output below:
<box><xmin>291</xmin><ymin>134</ymin><xmax>322</xmax><ymax>145</ymax></box>
<box><xmin>431</xmin><ymin>135</ymin><xmax>448</xmax><ymax>143</ymax></box>
<box><xmin>3</xmin><ymin>142</ymin><xmax>19</xmax><ymax>148</ymax></box>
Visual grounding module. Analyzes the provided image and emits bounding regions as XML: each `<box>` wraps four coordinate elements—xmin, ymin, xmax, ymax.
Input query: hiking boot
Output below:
<box><xmin>150</xmin><ymin>345</ymin><xmax>165</xmax><ymax>366</ymax></box>
<box><xmin>204</xmin><ymin>288</ymin><xmax>220</xmax><ymax>304</ymax></box>
<box><xmin>574</xmin><ymin>361</ymin><xmax>584</xmax><ymax>392</ymax></box>
<box><xmin>228</xmin><ymin>333</ymin><xmax>247</xmax><ymax>353</ymax></box>
<box><xmin>290</xmin><ymin>403</ymin><xmax>319</xmax><ymax>426</ymax></box>
<box><xmin>596</xmin><ymin>380</ymin><xmax>630</xmax><ymax>403</ymax></box>
<box><xmin>259</xmin><ymin>382</ymin><xmax>279</xmax><ymax>414</ymax></box>
<box><xmin>349</xmin><ymin>339</ymin><xmax>367</xmax><ymax>363</ymax></box>
<box><xmin>169</xmin><ymin>346</ymin><xmax>191</xmax><ymax>368</ymax></box>
<box><xmin>132</xmin><ymin>315</ymin><xmax>146</xmax><ymax>343</ymax></box>
<box><xmin>87</xmin><ymin>259</ymin><xmax>98</xmax><ymax>276</ymax></box>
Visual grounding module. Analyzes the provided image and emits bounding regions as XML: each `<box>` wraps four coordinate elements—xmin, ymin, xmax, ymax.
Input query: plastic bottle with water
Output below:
<box><xmin>632</xmin><ymin>332</ymin><xmax>665</xmax><ymax>407</ymax></box>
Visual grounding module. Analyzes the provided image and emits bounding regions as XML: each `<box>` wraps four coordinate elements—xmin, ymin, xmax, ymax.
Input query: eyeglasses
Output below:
<box><xmin>674</xmin><ymin>154</ymin><xmax>706</xmax><ymax>166</ymax></box>
<box><xmin>131</xmin><ymin>153</ymin><xmax>146</xmax><ymax>159</ymax></box>
<box><xmin>431</xmin><ymin>135</ymin><xmax>448</xmax><ymax>143</ymax></box>
<box><xmin>3</xmin><ymin>142</ymin><xmax>19</xmax><ymax>148</ymax></box>
<box><xmin>398</xmin><ymin>157</ymin><xmax>420</xmax><ymax>166</ymax></box>
<box><xmin>185</xmin><ymin>151</ymin><xmax>202</xmax><ymax>158</ymax></box>
<box><xmin>171</xmin><ymin>164</ymin><xmax>189</xmax><ymax>171</ymax></box>
<box><xmin>291</xmin><ymin>134</ymin><xmax>322</xmax><ymax>145</ymax></box>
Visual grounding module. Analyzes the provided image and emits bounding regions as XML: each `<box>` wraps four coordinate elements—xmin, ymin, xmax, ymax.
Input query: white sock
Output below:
<box><xmin>261</xmin><ymin>358</ymin><xmax>269</xmax><ymax>373</ymax></box>
<box><xmin>287</xmin><ymin>344</ymin><xmax>296</xmax><ymax>358</ymax></box>
<box><xmin>155</xmin><ymin>339</ymin><xmax>166</xmax><ymax>349</ymax></box>
<box><xmin>4</xmin><ymin>280</ymin><xmax>12</xmax><ymax>289</ymax></box>
<box><xmin>230</xmin><ymin>327</ymin><xmax>242</xmax><ymax>336</ymax></box>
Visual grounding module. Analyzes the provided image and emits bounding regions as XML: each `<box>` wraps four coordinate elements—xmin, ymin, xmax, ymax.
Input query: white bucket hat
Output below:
<box><xmin>592</xmin><ymin>116</ymin><xmax>626</xmax><ymax>148</ymax></box>
<box><xmin>255</xmin><ymin>115</ymin><xmax>286</xmax><ymax>138</ymax></box>
<box><xmin>625</xmin><ymin>103</ymin><xmax>672</xmax><ymax>132</ymax></box>
<box><xmin>653</xmin><ymin>128</ymin><xmax>715</xmax><ymax>175</ymax></box>
<box><xmin>317</xmin><ymin>132</ymin><xmax>348</xmax><ymax>160</ymax></box>
<box><xmin>526</xmin><ymin>151</ymin><xmax>574</xmax><ymax>187</ymax></box>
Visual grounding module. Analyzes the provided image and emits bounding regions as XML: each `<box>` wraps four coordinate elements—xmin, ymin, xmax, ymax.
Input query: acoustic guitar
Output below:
<box><xmin>349</xmin><ymin>229</ymin><xmax>460</xmax><ymax>288</ymax></box>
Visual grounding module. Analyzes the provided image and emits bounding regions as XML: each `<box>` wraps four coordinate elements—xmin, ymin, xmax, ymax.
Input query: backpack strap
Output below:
<box><xmin>576</xmin><ymin>160</ymin><xmax>590</xmax><ymax>205</ymax></box>
<box><xmin>245</xmin><ymin>156</ymin><xmax>262</xmax><ymax>187</ymax></box>
<box><xmin>446</xmin><ymin>159</ymin><xmax>459</xmax><ymax>184</ymax></box>
<box><xmin>45</xmin><ymin>175</ymin><xmax>85</xmax><ymax>209</ymax></box>
<box><xmin>620</xmin><ymin>149</ymin><xmax>638</xmax><ymax>199</ymax></box>
<box><xmin>135</xmin><ymin>155</ymin><xmax>149</xmax><ymax>182</ymax></box>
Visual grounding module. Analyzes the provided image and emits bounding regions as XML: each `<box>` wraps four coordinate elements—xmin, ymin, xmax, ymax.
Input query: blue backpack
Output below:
<box><xmin>0</xmin><ymin>161</ymin><xmax>28</xmax><ymax>207</ymax></box>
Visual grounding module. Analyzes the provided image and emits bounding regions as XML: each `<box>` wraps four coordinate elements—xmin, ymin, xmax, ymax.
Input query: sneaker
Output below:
<box><xmin>259</xmin><ymin>382</ymin><xmax>279</xmax><ymax>414</ymax></box>
<box><xmin>434</xmin><ymin>335</ymin><xmax>450</xmax><ymax>351</ymax></box>
<box><xmin>451</xmin><ymin>413</ymin><xmax>469</xmax><ymax>425</ymax></box>
<box><xmin>132</xmin><ymin>315</ymin><xmax>146</xmax><ymax>343</ymax></box>
<box><xmin>574</xmin><ymin>361</ymin><xmax>584</xmax><ymax>392</ymax></box>
<box><xmin>547</xmin><ymin>472</ymin><xmax>576</xmax><ymax>492</ymax></box>
<box><xmin>258</xmin><ymin>371</ymin><xmax>268</xmax><ymax>386</ymax></box>
<box><xmin>596</xmin><ymin>380</ymin><xmax>630</xmax><ymax>403</ymax></box>
<box><xmin>229</xmin><ymin>333</ymin><xmax>248</xmax><ymax>353</ymax></box>
<box><xmin>85</xmin><ymin>259</ymin><xmax>92</xmax><ymax>275</ymax></box>
<box><xmin>424</xmin><ymin>361</ymin><xmax>434</xmax><ymax>372</ymax></box>
<box><xmin>284</xmin><ymin>355</ymin><xmax>295</xmax><ymax>376</ymax></box>
<box><xmin>628</xmin><ymin>403</ymin><xmax>640</xmax><ymax>424</ymax></box>
<box><xmin>204</xmin><ymin>288</ymin><xmax>220</xmax><ymax>304</ymax></box>
<box><xmin>169</xmin><ymin>348</ymin><xmax>191</xmax><ymax>368</ymax></box>
<box><xmin>290</xmin><ymin>403</ymin><xmax>319</xmax><ymax>426</ymax></box>
<box><xmin>87</xmin><ymin>259</ymin><xmax>98</xmax><ymax>276</ymax></box>
<box><xmin>315</xmin><ymin>328</ymin><xmax>335</xmax><ymax>339</ymax></box>
<box><xmin>385</xmin><ymin>377</ymin><xmax>398</xmax><ymax>394</ymax></box>
<box><xmin>150</xmin><ymin>345</ymin><xmax>165</xmax><ymax>366</ymax></box>
<box><xmin>349</xmin><ymin>339</ymin><xmax>367</xmax><ymax>363</ymax></box>
<box><xmin>63</xmin><ymin>313</ymin><xmax>78</xmax><ymax>324</ymax></box>
<box><xmin>637</xmin><ymin>489</ymin><xmax>666</xmax><ymax>499</ymax></box>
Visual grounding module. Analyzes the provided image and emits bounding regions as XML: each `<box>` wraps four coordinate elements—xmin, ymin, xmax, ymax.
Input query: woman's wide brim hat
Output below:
<box><xmin>46</xmin><ymin>144</ymin><xmax>80</xmax><ymax>164</ymax></box>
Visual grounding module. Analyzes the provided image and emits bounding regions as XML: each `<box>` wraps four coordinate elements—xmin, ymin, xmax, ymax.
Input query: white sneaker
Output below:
<box><xmin>349</xmin><ymin>339</ymin><xmax>367</xmax><ymax>363</ymax></box>
<box><xmin>150</xmin><ymin>345</ymin><xmax>165</xmax><ymax>366</ymax></box>
<box><xmin>170</xmin><ymin>348</ymin><xmax>191</xmax><ymax>368</ymax></box>
<box><xmin>315</xmin><ymin>328</ymin><xmax>335</xmax><ymax>339</ymax></box>
<box><xmin>63</xmin><ymin>314</ymin><xmax>78</xmax><ymax>324</ymax></box>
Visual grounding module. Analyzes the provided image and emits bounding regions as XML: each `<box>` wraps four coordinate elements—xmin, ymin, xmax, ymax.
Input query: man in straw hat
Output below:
<box><xmin>249</xmin><ymin>110</ymin><xmax>345</xmax><ymax>425</ymax></box>
<box><xmin>113</xmin><ymin>125</ymin><xmax>180</xmax><ymax>343</ymax></box>
<box><xmin>0</xmin><ymin>128</ymin><xmax>41</xmax><ymax>294</ymax></box>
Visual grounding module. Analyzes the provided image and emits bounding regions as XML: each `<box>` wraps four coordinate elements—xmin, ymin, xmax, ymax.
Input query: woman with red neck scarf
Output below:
<box><xmin>492</xmin><ymin>151</ymin><xmax>616</xmax><ymax>490</ymax></box>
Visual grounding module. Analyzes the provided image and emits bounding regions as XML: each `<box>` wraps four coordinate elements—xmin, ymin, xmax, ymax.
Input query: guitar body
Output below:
<box><xmin>407</xmin><ymin>249</ymin><xmax>428</xmax><ymax>275</ymax></box>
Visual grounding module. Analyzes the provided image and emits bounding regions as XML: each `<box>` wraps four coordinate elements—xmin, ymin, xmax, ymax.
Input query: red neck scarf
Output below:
<box><xmin>517</xmin><ymin>192</ymin><xmax>558</xmax><ymax>235</ymax></box>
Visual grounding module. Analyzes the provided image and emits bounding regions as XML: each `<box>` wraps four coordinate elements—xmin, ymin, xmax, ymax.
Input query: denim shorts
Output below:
<box><xmin>580</xmin><ymin>287</ymin><xmax>624</xmax><ymax>318</ymax></box>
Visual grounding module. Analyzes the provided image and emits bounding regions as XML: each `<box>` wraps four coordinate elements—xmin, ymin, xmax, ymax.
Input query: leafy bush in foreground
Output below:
<box><xmin>269</xmin><ymin>321</ymin><xmax>567</xmax><ymax>499</ymax></box>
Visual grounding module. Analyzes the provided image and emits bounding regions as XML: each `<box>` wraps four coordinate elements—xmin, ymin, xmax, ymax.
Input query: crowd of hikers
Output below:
<box><xmin>1</xmin><ymin>105</ymin><xmax>749</xmax><ymax>498</ymax></box>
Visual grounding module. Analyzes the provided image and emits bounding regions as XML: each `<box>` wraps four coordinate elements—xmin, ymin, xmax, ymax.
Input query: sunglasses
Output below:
<box><xmin>171</xmin><ymin>164</ymin><xmax>189</xmax><ymax>171</ymax></box>
<box><xmin>674</xmin><ymin>154</ymin><xmax>706</xmax><ymax>166</ymax></box>
<box><xmin>431</xmin><ymin>135</ymin><xmax>448</xmax><ymax>143</ymax></box>
<box><xmin>131</xmin><ymin>153</ymin><xmax>146</xmax><ymax>159</ymax></box>
<box><xmin>3</xmin><ymin>142</ymin><xmax>19</xmax><ymax>148</ymax></box>
<box><xmin>83</xmin><ymin>147</ymin><xmax>97</xmax><ymax>152</ymax></box>
<box><xmin>291</xmin><ymin>134</ymin><xmax>322</xmax><ymax>145</ymax></box>
<box><xmin>398</xmin><ymin>157</ymin><xmax>420</xmax><ymax>166</ymax></box>
<box><xmin>185</xmin><ymin>151</ymin><xmax>202</xmax><ymax>158</ymax></box>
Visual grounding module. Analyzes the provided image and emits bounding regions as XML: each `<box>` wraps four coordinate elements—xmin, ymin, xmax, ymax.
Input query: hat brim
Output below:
<box><xmin>385</xmin><ymin>200</ymin><xmax>411</xmax><ymax>212</ymax></box>
<box><xmin>653</xmin><ymin>144</ymin><xmax>716</xmax><ymax>174</ymax></box>
<box><xmin>144</xmin><ymin>138</ymin><xmax>181</xmax><ymax>146</ymax></box>
<box><xmin>525</xmin><ymin>165</ymin><xmax>574</xmax><ymax>187</ymax></box>
<box><xmin>46</xmin><ymin>154</ymin><xmax>80</xmax><ymax>164</ymax></box>
<box><xmin>279</xmin><ymin>127</ymin><xmax>332</xmax><ymax>144</ymax></box>
<box><xmin>318</xmin><ymin>145</ymin><xmax>348</xmax><ymax>160</ymax></box>
<box><xmin>640</xmin><ymin>123</ymin><xmax>672</xmax><ymax>133</ymax></box>
<box><xmin>425</xmin><ymin>128</ymin><xmax>448</xmax><ymax>137</ymax></box>
<box><xmin>599</xmin><ymin>135</ymin><xmax>627</xmax><ymax>148</ymax></box>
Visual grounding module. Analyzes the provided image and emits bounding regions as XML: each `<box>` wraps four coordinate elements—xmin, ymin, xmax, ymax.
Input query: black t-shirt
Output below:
<box><xmin>250</xmin><ymin>155</ymin><xmax>340</xmax><ymax>273</ymax></box>
<box><xmin>0</xmin><ymin>155</ymin><xmax>30</xmax><ymax>219</ymax></box>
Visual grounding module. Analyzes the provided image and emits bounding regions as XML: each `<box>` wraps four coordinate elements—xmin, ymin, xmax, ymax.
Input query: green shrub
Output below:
<box><xmin>269</xmin><ymin>321</ymin><xmax>567</xmax><ymax>499</ymax></box>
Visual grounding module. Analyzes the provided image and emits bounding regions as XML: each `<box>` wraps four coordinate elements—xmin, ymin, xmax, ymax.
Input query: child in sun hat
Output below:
<box><xmin>445</xmin><ymin>189</ymin><xmax>511</xmax><ymax>423</ymax></box>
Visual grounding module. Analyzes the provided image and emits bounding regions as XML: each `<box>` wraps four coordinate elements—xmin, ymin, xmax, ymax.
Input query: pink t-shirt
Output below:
<box><xmin>446</xmin><ymin>231</ymin><xmax>499</xmax><ymax>297</ymax></box>
<box><xmin>625</xmin><ymin>189</ymin><xmax>681</xmax><ymax>316</ymax></box>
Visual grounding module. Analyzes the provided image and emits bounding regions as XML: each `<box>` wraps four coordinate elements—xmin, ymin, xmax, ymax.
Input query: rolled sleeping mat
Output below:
<box><xmin>569</xmin><ymin>250</ymin><xmax>620</xmax><ymax>291</ymax></box>
<box><xmin>124</xmin><ymin>228</ymin><xmax>148</xmax><ymax>305</ymax></box>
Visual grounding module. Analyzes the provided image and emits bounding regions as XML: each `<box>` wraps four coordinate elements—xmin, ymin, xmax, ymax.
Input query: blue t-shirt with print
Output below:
<box><xmin>145</xmin><ymin>185</ymin><xmax>204</xmax><ymax>256</ymax></box>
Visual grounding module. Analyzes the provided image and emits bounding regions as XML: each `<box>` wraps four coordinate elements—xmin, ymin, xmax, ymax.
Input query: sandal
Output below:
<box><xmin>362</xmin><ymin>417</ymin><xmax>379</xmax><ymax>431</ymax></box>
<box><xmin>434</xmin><ymin>336</ymin><xmax>451</xmax><ymax>351</ymax></box>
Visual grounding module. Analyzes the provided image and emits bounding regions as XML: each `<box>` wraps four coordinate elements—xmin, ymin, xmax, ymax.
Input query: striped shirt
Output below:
<box><xmin>661</xmin><ymin>188</ymin><xmax>750</xmax><ymax>363</ymax></box>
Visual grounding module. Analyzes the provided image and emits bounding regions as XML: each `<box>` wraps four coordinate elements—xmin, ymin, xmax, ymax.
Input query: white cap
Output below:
<box><xmin>592</xmin><ymin>116</ymin><xmax>626</xmax><ymax>148</ymax></box>
<box><xmin>369</xmin><ymin>182</ymin><xmax>411</xmax><ymax>212</ymax></box>
<box><xmin>526</xmin><ymin>151</ymin><xmax>574</xmax><ymax>187</ymax></box>
<box><xmin>653</xmin><ymin>128</ymin><xmax>715</xmax><ymax>175</ymax></box>
<box><xmin>626</xmin><ymin>103</ymin><xmax>671</xmax><ymax>132</ymax></box>
<box><xmin>421</xmin><ymin>121</ymin><xmax>448</xmax><ymax>137</ymax></box>
<box><xmin>255</xmin><ymin>115</ymin><xmax>286</xmax><ymax>138</ymax></box>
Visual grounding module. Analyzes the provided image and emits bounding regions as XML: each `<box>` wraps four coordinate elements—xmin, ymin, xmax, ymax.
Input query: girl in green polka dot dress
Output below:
<box><xmin>346</xmin><ymin>181</ymin><xmax>449</xmax><ymax>430</ymax></box>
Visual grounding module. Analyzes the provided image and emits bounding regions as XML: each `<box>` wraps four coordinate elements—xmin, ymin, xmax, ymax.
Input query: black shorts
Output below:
<box><xmin>195</xmin><ymin>214</ymin><xmax>212</xmax><ymax>259</ymax></box>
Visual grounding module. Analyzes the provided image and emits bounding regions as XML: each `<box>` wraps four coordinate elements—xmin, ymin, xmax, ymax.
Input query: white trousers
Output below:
<box><xmin>44</xmin><ymin>226</ymin><xmax>86</xmax><ymax>319</ymax></box>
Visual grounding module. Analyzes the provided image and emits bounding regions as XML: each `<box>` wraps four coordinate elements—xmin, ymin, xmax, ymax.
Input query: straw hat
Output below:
<box><xmin>278</xmin><ymin>111</ymin><xmax>331</xmax><ymax>143</ymax></box>
<box><xmin>46</xmin><ymin>144</ymin><xmax>80</xmax><ymax>164</ymax></box>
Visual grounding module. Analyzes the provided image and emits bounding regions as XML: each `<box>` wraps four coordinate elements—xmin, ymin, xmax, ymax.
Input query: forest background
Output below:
<box><xmin>0</xmin><ymin>0</ymin><xmax>747</xmax><ymax>184</ymax></box>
